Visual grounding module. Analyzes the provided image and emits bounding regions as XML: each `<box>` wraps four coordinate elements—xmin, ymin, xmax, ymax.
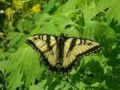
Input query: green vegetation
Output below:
<box><xmin>0</xmin><ymin>0</ymin><xmax>120</xmax><ymax>90</ymax></box>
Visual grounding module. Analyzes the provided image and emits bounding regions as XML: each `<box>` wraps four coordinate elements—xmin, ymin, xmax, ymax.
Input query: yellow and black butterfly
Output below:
<box><xmin>26</xmin><ymin>34</ymin><xmax>100</xmax><ymax>73</ymax></box>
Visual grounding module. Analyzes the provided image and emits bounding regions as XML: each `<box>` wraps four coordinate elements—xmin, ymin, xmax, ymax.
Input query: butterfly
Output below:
<box><xmin>26</xmin><ymin>34</ymin><xmax>100</xmax><ymax>73</ymax></box>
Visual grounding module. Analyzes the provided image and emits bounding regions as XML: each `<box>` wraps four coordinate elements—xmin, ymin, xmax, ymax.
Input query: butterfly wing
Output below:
<box><xmin>27</xmin><ymin>34</ymin><xmax>101</xmax><ymax>72</ymax></box>
<box><xmin>26</xmin><ymin>34</ymin><xmax>58</xmax><ymax>70</ymax></box>
<box><xmin>62</xmin><ymin>38</ymin><xmax>100</xmax><ymax>71</ymax></box>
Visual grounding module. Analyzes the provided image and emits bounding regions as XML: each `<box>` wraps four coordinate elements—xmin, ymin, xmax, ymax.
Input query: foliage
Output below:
<box><xmin>0</xmin><ymin>0</ymin><xmax>120</xmax><ymax>90</ymax></box>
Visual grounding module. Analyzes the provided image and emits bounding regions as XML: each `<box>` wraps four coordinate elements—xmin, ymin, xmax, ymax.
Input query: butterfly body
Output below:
<box><xmin>26</xmin><ymin>34</ymin><xmax>100</xmax><ymax>73</ymax></box>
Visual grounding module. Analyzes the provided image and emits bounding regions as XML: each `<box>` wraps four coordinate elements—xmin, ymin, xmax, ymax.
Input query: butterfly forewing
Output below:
<box><xmin>27</xmin><ymin>35</ymin><xmax>58</xmax><ymax>68</ymax></box>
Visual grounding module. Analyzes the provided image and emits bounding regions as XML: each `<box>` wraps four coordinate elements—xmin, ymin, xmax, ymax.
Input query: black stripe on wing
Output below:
<box><xmin>61</xmin><ymin>40</ymin><xmax>101</xmax><ymax>73</ymax></box>
<box><xmin>26</xmin><ymin>35</ymin><xmax>58</xmax><ymax>72</ymax></box>
<box><xmin>66</xmin><ymin>38</ymin><xmax>77</xmax><ymax>56</ymax></box>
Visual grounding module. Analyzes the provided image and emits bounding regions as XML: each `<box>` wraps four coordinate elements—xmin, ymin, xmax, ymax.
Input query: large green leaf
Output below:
<box><xmin>7</xmin><ymin>32</ymin><xmax>26</xmax><ymax>51</ymax></box>
<box><xmin>32</xmin><ymin>14</ymin><xmax>80</xmax><ymax>37</ymax></box>
<box><xmin>43</xmin><ymin>0</ymin><xmax>57</xmax><ymax>13</ymax></box>
<box><xmin>79</xmin><ymin>0</ymin><xmax>114</xmax><ymax>23</ymax></box>
<box><xmin>106</xmin><ymin>0</ymin><xmax>120</xmax><ymax>23</ymax></box>
<box><xmin>6</xmin><ymin>47</ymin><xmax>43</xmax><ymax>89</ymax></box>
<box><xmin>55</xmin><ymin>0</ymin><xmax>77</xmax><ymax>17</ymax></box>
<box><xmin>84</xmin><ymin>21</ymin><xmax>117</xmax><ymax>51</ymax></box>
<box><xmin>17</xmin><ymin>19</ymin><xmax>35</xmax><ymax>32</ymax></box>
<box><xmin>7</xmin><ymin>67</ymin><xmax>23</xmax><ymax>90</ymax></box>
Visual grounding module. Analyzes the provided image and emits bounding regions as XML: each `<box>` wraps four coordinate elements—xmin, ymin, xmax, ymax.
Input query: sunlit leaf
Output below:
<box><xmin>6</xmin><ymin>47</ymin><xmax>43</xmax><ymax>89</ymax></box>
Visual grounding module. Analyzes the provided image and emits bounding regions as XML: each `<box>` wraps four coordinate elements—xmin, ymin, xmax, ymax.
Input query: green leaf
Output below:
<box><xmin>0</xmin><ymin>70</ymin><xmax>6</xmax><ymax>90</ymax></box>
<box><xmin>55</xmin><ymin>0</ymin><xmax>77</xmax><ymax>18</ymax></box>
<box><xmin>7</xmin><ymin>68</ymin><xmax>23</xmax><ymax>90</ymax></box>
<box><xmin>37</xmin><ymin>19</ymin><xmax>59</xmax><ymax>35</ymax></box>
<box><xmin>43</xmin><ymin>0</ymin><xmax>57</xmax><ymax>13</ymax></box>
<box><xmin>80</xmin><ymin>0</ymin><xmax>114</xmax><ymax>23</ymax></box>
<box><xmin>117</xmin><ymin>54</ymin><xmax>120</xmax><ymax>60</ymax></box>
<box><xmin>0</xmin><ymin>50</ymin><xmax>7</xmax><ymax>61</ymax></box>
<box><xmin>0</xmin><ymin>60</ymin><xmax>8</xmax><ymax>70</ymax></box>
<box><xmin>35</xmin><ymin>13</ymin><xmax>51</xmax><ymax>26</ymax></box>
<box><xmin>17</xmin><ymin>19</ymin><xmax>34</xmax><ymax>32</ymax></box>
<box><xmin>106</xmin><ymin>0</ymin><xmax>120</xmax><ymax>23</ymax></box>
<box><xmin>6</xmin><ymin>47</ymin><xmax>43</xmax><ymax>89</ymax></box>
<box><xmin>84</xmin><ymin>21</ymin><xmax>117</xmax><ymax>50</ymax></box>
<box><xmin>79</xmin><ymin>55</ymin><xmax>106</xmax><ymax>85</ymax></box>
<box><xmin>7</xmin><ymin>32</ymin><xmax>26</xmax><ymax>51</ymax></box>
<box><xmin>22</xmin><ymin>47</ymin><xmax>43</xmax><ymax>87</ymax></box>
<box><xmin>54</xmin><ymin>81</ymin><xmax>66</xmax><ymax>90</ymax></box>
<box><xmin>32</xmin><ymin>15</ymin><xmax>79</xmax><ymax>36</ymax></box>
<box><xmin>29</xmin><ymin>84</ymin><xmax>44</xmax><ymax>90</ymax></box>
